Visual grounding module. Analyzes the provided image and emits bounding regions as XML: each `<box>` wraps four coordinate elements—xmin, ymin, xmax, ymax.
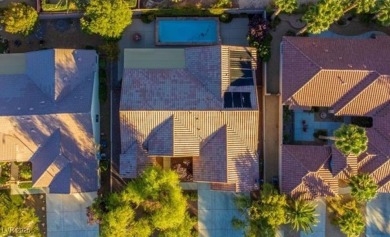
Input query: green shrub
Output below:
<box><xmin>219</xmin><ymin>13</ymin><xmax>233</xmax><ymax>23</ymax></box>
<box><xmin>19</xmin><ymin>164</ymin><xmax>32</xmax><ymax>181</ymax></box>
<box><xmin>125</xmin><ymin>0</ymin><xmax>137</xmax><ymax>8</ymax></box>
<box><xmin>41</xmin><ymin>0</ymin><xmax>80</xmax><ymax>12</ymax></box>
<box><xmin>18</xmin><ymin>182</ymin><xmax>33</xmax><ymax>189</ymax></box>
<box><xmin>212</xmin><ymin>0</ymin><xmax>232</xmax><ymax>8</ymax></box>
<box><xmin>99</xmin><ymin>160</ymin><xmax>109</xmax><ymax>172</ymax></box>
<box><xmin>141</xmin><ymin>13</ymin><xmax>155</xmax><ymax>23</ymax></box>
<box><xmin>0</xmin><ymin>176</ymin><xmax>8</xmax><ymax>185</ymax></box>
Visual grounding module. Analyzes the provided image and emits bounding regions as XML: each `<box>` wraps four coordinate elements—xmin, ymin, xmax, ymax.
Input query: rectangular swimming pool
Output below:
<box><xmin>155</xmin><ymin>17</ymin><xmax>220</xmax><ymax>45</ymax></box>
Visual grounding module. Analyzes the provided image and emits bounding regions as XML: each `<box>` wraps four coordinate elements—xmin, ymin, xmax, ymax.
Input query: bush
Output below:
<box><xmin>41</xmin><ymin>0</ymin><xmax>80</xmax><ymax>12</ymax></box>
<box><xmin>99</xmin><ymin>160</ymin><xmax>109</xmax><ymax>172</ymax></box>
<box><xmin>247</xmin><ymin>15</ymin><xmax>272</xmax><ymax>62</ymax></box>
<box><xmin>212</xmin><ymin>0</ymin><xmax>232</xmax><ymax>8</ymax></box>
<box><xmin>0</xmin><ymin>177</ymin><xmax>8</xmax><ymax>185</ymax></box>
<box><xmin>125</xmin><ymin>0</ymin><xmax>137</xmax><ymax>8</ymax></box>
<box><xmin>219</xmin><ymin>13</ymin><xmax>233</xmax><ymax>23</ymax></box>
<box><xmin>19</xmin><ymin>163</ymin><xmax>32</xmax><ymax>181</ymax></box>
<box><xmin>141</xmin><ymin>13</ymin><xmax>155</xmax><ymax>23</ymax></box>
<box><xmin>18</xmin><ymin>182</ymin><xmax>33</xmax><ymax>189</ymax></box>
<box><xmin>98</xmin><ymin>42</ymin><xmax>119</xmax><ymax>61</ymax></box>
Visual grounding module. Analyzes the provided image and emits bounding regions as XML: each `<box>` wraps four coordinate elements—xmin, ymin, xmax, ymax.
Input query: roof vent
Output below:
<box><xmin>29</xmin><ymin>107</ymin><xmax>34</xmax><ymax>111</ymax></box>
<box><xmin>339</xmin><ymin>57</ymin><xmax>342</xmax><ymax>60</ymax></box>
<box><xmin>40</xmin><ymin>101</ymin><xmax>45</xmax><ymax>104</ymax></box>
<box><xmin>77</xmin><ymin>57</ymin><xmax>82</xmax><ymax>62</ymax></box>
<box><xmin>64</xmin><ymin>76</ymin><xmax>68</xmax><ymax>81</ymax></box>
<box><xmin>348</xmin><ymin>64</ymin><xmax>353</xmax><ymax>68</ymax></box>
<box><xmin>17</xmin><ymin>107</ymin><xmax>21</xmax><ymax>110</ymax></box>
<box><xmin>324</xmin><ymin>49</ymin><xmax>329</xmax><ymax>52</ymax></box>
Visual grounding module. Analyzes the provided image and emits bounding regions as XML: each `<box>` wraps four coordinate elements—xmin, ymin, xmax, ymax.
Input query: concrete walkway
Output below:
<box><xmin>263</xmin><ymin>95</ymin><xmax>280</xmax><ymax>182</ymax></box>
<box><xmin>46</xmin><ymin>192</ymin><xmax>99</xmax><ymax>237</ymax></box>
<box><xmin>366</xmin><ymin>193</ymin><xmax>390</xmax><ymax>237</ymax></box>
<box><xmin>198</xmin><ymin>184</ymin><xmax>245</xmax><ymax>237</ymax></box>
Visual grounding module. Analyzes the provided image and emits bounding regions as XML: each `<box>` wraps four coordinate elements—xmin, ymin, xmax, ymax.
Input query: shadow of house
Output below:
<box><xmin>0</xmin><ymin>49</ymin><xmax>99</xmax><ymax>194</ymax></box>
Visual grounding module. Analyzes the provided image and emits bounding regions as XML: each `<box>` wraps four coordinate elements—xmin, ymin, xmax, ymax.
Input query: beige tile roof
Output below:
<box><xmin>282</xmin><ymin>37</ymin><xmax>390</xmax><ymax>197</ymax></box>
<box><xmin>120</xmin><ymin>46</ymin><xmax>259</xmax><ymax>192</ymax></box>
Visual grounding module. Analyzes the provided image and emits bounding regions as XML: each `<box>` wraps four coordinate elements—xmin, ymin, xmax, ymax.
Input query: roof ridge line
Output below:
<box><xmin>284</xmin><ymin>38</ymin><xmax>323</xmax><ymax>69</ymax></box>
<box><xmin>184</xmin><ymin>69</ymin><xmax>222</xmax><ymax>106</ymax></box>
<box><xmin>225</xmin><ymin>116</ymin><xmax>256</xmax><ymax>154</ymax></box>
<box><xmin>335</xmin><ymin>74</ymin><xmax>383</xmax><ymax>115</ymax></box>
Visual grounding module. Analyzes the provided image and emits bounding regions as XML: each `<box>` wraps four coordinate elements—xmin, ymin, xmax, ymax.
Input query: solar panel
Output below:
<box><xmin>233</xmin><ymin>92</ymin><xmax>241</xmax><ymax>107</ymax></box>
<box><xmin>224</xmin><ymin>92</ymin><xmax>252</xmax><ymax>108</ymax></box>
<box><xmin>224</xmin><ymin>92</ymin><xmax>232</xmax><ymax>108</ymax></box>
<box><xmin>241</xmin><ymin>92</ymin><xmax>251</xmax><ymax>108</ymax></box>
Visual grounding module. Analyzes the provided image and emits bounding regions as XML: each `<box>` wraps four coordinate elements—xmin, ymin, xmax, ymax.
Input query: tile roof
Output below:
<box><xmin>0</xmin><ymin>49</ymin><xmax>98</xmax><ymax>193</ymax></box>
<box><xmin>120</xmin><ymin>46</ymin><xmax>259</xmax><ymax>192</ymax></box>
<box><xmin>281</xmin><ymin>37</ymin><xmax>390</xmax><ymax>198</ymax></box>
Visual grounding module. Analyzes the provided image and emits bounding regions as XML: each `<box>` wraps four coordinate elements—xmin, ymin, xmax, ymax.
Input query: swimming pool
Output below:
<box><xmin>155</xmin><ymin>17</ymin><xmax>220</xmax><ymax>45</ymax></box>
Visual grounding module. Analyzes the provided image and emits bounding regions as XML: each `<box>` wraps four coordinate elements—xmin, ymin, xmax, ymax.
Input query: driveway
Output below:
<box><xmin>366</xmin><ymin>193</ymin><xmax>390</xmax><ymax>237</ymax></box>
<box><xmin>46</xmin><ymin>192</ymin><xmax>99</xmax><ymax>237</ymax></box>
<box><xmin>198</xmin><ymin>184</ymin><xmax>245</xmax><ymax>237</ymax></box>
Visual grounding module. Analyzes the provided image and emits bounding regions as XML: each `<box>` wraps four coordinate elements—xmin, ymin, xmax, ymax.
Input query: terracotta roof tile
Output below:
<box><xmin>336</xmin><ymin>75</ymin><xmax>390</xmax><ymax>116</ymax></box>
<box><xmin>120</xmin><ymin>46</ymin><xmax>259</xmax><ymax>191</ymax></box>
<box><xmin>282</xmin><ymin>37</ymin><xmax>390</xmax><ymax>196</ymax></box>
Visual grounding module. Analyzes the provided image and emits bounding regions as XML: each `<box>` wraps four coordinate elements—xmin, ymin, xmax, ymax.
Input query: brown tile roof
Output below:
<box><xmin>282</xmin><ymin>37</ymin><xmax>390</xmax><ymax>197</ymax></box>
<box><xmin>120</xmin><ymin>46</ymin><xmax>259</xmax><ymax>192</ymax></box>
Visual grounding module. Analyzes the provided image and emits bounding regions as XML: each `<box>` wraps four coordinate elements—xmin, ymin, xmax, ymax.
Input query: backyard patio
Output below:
<box><xmin>283</xmin><ymin>107</ymin><xmax>350</xmax><ymax>145</ymax></box>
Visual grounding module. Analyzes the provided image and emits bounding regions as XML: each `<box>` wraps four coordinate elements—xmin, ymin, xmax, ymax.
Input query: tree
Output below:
<box><xmin>0</xmin><ymin>194</ymin><xmax>41</xmax><ymax>237</ymax></box>
<box><xmin>327</xmin><ymin>197</ymin><xmax>365</xmax><ymax>237</ymax></box>
<box><xmin>80</xmin><ymin>0</ymin><xmax>132</xmax><ymax>40</ymax></box>
<box><xmin>232</xmin><ymin>184</ymin><xmax>287</xmax><ymax>236</ymax></box>
<box><xmin>88</xmin><ymin>167</ymin><xmax>196</xmax><ymax>237</ymax></box>
<box><xmin>343</xmin><ymin>0</ymin><xmax>377</xmax><ymax>14</ymax></box>
<box><xmin>1</xmin><ymin>3</ymin><xmax>38</xmax><ymax>36</ymax></box>
<box><xmin>349</xmin><ymin>173</ymin><xmax>378</xmax><ymax>203</ymax></box>
<box><xmin>271</xmin><ymin>0</ymin><xmax>298</xmax><ymax>19</ymax></box>
<box><xmin>374</xmin><ymin>0</ymin><xmax>390</xmax><ymax>26</ymax></box>
<box><xmin>333</xmin><ymin>124</ymin><xmax>368</xmax><ymax>156</ymax></box>
<box><xmin>286</xmin><ymin>199</ymin><xmax>319</xmax><ymax>234</ymax></box>
<box><xmin>298</xmin><ymin>0</ymin><xmax>345</xmax><ymax>35</ymax></box>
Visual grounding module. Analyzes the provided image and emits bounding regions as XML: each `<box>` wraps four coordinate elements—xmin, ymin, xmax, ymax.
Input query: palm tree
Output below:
<box><xmin>319</xmin><ymin>124</ymin><xmax>368</xmax><ymax>156</ymax></box>
<box><xmin>286</xmin><ymin>199</ymin><xmax>319</xmax><ymax>234</ymax></box>
<box><xmin>343</xmin><ymin>0</ymin><xmax>377</xmax><ymax>14</ymax></box>
<box><xmin>271</xmin><ymin>0</ymin><xmax>298</xmax><ymax>20</ymax></box>
<box><xmin>374</xmin><ymin>0</ymin><xmax>390</xmax><ymax>26</ymax></box>
<box><xmin>349</xmin><ymin>174</ymin><xmax>378</xmax><ymax>202</ymax></box>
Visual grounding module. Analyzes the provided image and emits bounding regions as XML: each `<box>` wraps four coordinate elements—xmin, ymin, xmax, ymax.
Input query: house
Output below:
<box><xmin>119</xmin><ymin>46</ymin><xmax>259</xmax><ymax>192</ymax></box>
<box><xmin>280</xmin><ymin>36</ymin><xmax>390</xmax><ymax>200</ymax></box>
<box><xmin>0</xmin><ymin>49</ymin><xmax>99</xmax><ymax>193</ymax></box>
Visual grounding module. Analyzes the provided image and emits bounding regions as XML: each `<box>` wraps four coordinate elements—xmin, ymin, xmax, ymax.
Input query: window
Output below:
<box><xmin>224</xmin><ymin>92</ymin><xmax>251</xmax><ymax>108</ymax></box>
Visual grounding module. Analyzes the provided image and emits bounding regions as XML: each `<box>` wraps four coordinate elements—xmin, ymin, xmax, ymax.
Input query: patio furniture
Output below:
<box><xmin>132</xmin><ymin>33</ymin><xmax>142</xmax><ymax>42</ymax></box>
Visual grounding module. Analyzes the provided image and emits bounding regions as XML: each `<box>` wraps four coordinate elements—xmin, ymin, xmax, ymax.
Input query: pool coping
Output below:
<box><xmin>155</xmin><ymin>17</ymin><xmax>221</xmax><ymax>46</ymax></box>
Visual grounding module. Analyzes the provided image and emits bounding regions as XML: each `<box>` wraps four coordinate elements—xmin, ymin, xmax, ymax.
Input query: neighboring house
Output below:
<box><xmin>0</xmin><ymin>49</ymin><xmax>99</xmax><ymax>193</ymax></box>
<box><xmin>280</xmin><ymin>36</ymin><xmax>390</xmax><ymax>200</ymax></box>
<box><xmin>119</xmin><ymin>46</ymin><xmax>259</xmax><ymax>192</ymax></box>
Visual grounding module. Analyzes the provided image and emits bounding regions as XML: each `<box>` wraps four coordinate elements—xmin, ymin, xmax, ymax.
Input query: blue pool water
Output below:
<box><xmin>157</xmin><ymin>19</ymin><xmax>218</xmax><ymax>44</ymax></box>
